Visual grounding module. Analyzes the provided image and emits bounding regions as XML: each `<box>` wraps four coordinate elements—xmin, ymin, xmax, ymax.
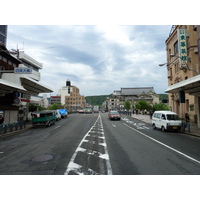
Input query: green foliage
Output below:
<box><xmin>158</xmin><ymin>93</ymin><xmax>168</xmax><ymax>101</ymax></box>
<box><xmin>153</xmin><ymin>103</ymin><xmax>169</xmax><ymax>111</ymax></box>
<box><xmin>29</xmin><ymin>104</ymin><xmax>37</xmax><ymax>112</ymax></box>
<box><xmin>124</xmin><ymin>101</ymin><xmax>131</xmax><ymax>110</ymax></box>
<box><xmin>85</xmin><ymin>95</ymin><xmax>111</xmax><ymax>106</ymax></box>
<box><xmin>48</xmin><ymin>103</ymin><xmax>60</xmax><ymax>110</ymax></box>
<box><xmin>135</xmin><ymin>100</ymin><xmax>151</xmax><ymax>110</ymax></box>
<box><xmin>38</xmin><ymin>105</ymin><xmax>45</xmax><ymax>111</ymax></box>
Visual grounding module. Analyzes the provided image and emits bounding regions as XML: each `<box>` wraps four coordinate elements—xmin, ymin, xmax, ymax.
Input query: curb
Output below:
<box><xmin>0</xmin><ymin>125</ymin><xmax>32</xmax><ymax>139</ymax></box>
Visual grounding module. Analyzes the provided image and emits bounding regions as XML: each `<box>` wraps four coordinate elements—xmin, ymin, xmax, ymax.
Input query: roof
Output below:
<box><xmin>51</xmin><ymin>96</ymin><xmax>61</xmax><ymax>98</ymax></box>
<box><xmin>0</xmin><ymin>78</ymin><xmax>27</xmax><ymax>94</ymax></box>
<box><xmin>20</xmin><ymin>76</ymin><xmax>53</xmax><ymax>95</ymax></box>
<box><xmin>165</xmin><ymin>75</ymin><xmax>200</xmax><ymax>95</ymax></box>
<box><xmin>121</xmin><ymin>87</ymin><xmax>156</xmax><ymax>95</ymax></box>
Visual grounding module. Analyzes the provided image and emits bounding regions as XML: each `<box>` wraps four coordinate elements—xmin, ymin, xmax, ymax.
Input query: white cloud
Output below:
<box><xmin>6</xmin><ymin>25</ymin><xmax>171</xmax><ymax>96</ymax></box>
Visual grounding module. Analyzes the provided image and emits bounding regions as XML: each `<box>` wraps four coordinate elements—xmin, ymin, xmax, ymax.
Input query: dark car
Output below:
<box><xmin>108</xmin><ymin>111</ymin><xmax>121</xmax><ymax>120</ymax></box>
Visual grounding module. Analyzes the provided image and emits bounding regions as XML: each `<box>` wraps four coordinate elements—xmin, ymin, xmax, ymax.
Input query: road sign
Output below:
<box><xmin>14</xmin><ymin>68</ymin><xmax>32</xmax><ymax>74</ymax></box>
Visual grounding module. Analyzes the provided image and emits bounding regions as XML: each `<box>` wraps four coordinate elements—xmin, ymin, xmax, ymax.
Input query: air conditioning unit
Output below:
<box><xmin>194</xmin><ymin>48</ymin><xmax>198</xmax><ymax>53</ymax></box>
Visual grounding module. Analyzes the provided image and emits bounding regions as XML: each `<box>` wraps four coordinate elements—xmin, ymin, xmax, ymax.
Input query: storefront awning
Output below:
<box><xmin>0</xmin><ymin>79</ymin><xmax>27</xmax><ymax>94</ymax></box>
<box><xmin>165</xmin><ymin>75</ymin><xmax>200</xmax><ymax>96</ymax></box>
<box><xmin>20</xmin><ymin>76</ymin><xmax>53</xmax><ymax>95</ymax></box>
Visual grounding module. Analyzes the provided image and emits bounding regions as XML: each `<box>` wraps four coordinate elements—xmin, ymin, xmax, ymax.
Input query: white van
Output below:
<box><xmin>152</xmin><ymin>111</ymin><xmax>182</xmax><ymax>132</ymax></box>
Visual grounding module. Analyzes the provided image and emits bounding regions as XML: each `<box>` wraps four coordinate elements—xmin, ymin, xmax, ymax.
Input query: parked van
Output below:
<box><xmin>59</xmin><ymin>109</ymin><xmax>68</xmax><ymax>118</ymax></box>
<box><xmin>152</xmin><ymin>111</ymin><xmax>182</xmax><ymax>132</ymax></box>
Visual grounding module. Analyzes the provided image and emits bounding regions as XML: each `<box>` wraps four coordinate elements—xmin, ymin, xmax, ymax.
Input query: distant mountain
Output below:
<box><xmin>85</xmin><ymin>95</ymin><xmax>111</xmax><ymax>106</ymax></box>
<box><xmin>85</xmin><ymin>93</ymin><xmax>168</xmax><ymax>106</ymax></box>
<box><xmin>158</xmin><ymin>93</ymin><xmax>168</xmax><ymax>101</ymax></box>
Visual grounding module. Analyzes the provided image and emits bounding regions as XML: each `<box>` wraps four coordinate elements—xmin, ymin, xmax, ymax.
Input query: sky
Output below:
<box><xmin>6</xmin><ymin>25</ymin><xmax>172</xmax><ymax>96</ymax></box>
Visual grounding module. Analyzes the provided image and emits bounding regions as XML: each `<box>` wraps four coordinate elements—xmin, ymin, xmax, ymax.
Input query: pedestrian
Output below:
<box><xmin>0</xmin><ymin>115</ymin><xmax>4</xmax><ymax>124</ymax></box>
<box><xmin>185</xmin><ymin>113</ymin><xmax>190</xmax><ymax>132</ymax></box>
<box><xmin>149</xmin><ymin>110</ymin><xmax>153</xmax><ymax>119</ymax></box>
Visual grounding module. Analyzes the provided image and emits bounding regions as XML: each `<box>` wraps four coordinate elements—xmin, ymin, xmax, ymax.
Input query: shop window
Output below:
<box><xmin>189</xmin><ymin>104</ymin><xmax>194</xmax><ymax>111</ymax></box>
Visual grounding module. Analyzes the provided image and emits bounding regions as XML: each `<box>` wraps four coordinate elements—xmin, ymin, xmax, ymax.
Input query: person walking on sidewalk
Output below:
<box><xmin>0</xmin><ymin>115</ymin><xmax>4</xmax><ymax>124</ymax></box>
<box><xmin>185</xmin><ymin>113</ymin><xmax>190</xmax><ymax>132</ymax></box>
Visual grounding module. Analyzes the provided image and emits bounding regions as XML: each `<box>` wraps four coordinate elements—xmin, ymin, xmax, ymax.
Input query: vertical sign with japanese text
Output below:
<box><xmin>178</xmin><ymin>28</ymin><xmax>188</xmax><ymax>68</ymax></box>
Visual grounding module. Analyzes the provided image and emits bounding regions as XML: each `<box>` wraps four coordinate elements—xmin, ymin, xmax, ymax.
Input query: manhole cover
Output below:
<box><xmin>32</xmin><ymin>154</ymin><xmax>53</xmax><ymax>162</ymax></box>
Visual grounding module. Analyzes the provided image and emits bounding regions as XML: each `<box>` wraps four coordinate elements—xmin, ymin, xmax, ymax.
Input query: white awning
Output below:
<box><xmin>20</xmin><ymin>76</ymin><xmax>53</xmax><ymax>95</ymax></box>
<box><xmin>165</xmin><ymin>75</ymin><xmax>200</xmax><ymax>96</ymax></box>
<box><xmin>0</xmin><ymin>79</ymin><xmax>27</xmax><ymax>94</ymax></box>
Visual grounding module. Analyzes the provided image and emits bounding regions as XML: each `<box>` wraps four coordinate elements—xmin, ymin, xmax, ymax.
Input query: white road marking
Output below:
<box><xmin>122</xmin><ymin>117</ymin><xmax>149</xmax><ymax>129</ymax></box>
<box><xmin>54</xmin><ymin>125</ymin><xmax>60</xmax><ymax>129</ymax></box>
<box><xmin>112</xmin><ymin>123</ymin><xmax>116</xmax><ymax>127</ymax></box>
<box><xmin>124</xmin><ymin>123</ymin><xmax>200</xmax><ymax>165</ymax></box>
<box><xmin>64</xmin><ymin>114</ymin><xmax>113</xmax><ymax>175</ymax></box>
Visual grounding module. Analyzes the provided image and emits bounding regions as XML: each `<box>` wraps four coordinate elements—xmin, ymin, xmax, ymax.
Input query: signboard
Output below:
<box><xmin>14</xmin><ymin>67</ymin><xmax>32</xmax><ymax>74</ymax></box>
<box><xmin>13</xmin><ymin>97</ymin><xmax>20</xmax><ymax>104</ymax></box>
<box><xmin>178</xmin><ymin>28</ymin><xmax>188</xmax><ymax>68</ymax></box>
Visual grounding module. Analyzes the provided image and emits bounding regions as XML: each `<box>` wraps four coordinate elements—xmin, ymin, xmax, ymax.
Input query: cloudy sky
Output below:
<box><xmin>6</xmin><ymin>25</ymin><xmax>172</xmax><ymax>96</ymax></box>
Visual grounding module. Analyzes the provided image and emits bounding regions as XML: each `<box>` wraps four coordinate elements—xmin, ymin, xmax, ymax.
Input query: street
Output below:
<box><xmin>0</xmin><ymin>113</ymin><xmax>200</xmax><ymax>175</ymax></box>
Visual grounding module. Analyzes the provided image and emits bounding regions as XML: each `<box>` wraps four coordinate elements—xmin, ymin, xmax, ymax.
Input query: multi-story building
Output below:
<box><xmin>65</xmin><ymin>85</ymin><xmax>85</xmax><ymax>111</ymax></box>
<box><xmin>0</xmin><ymin>44</ymin><xmax>53</xmax><ymax>123</ymax></box>
<box><xmin>108</xmin><ymin>87</ymin><xmax>159</xmax><ymax>110</ymax></box>
<box><xmin>58</xmin><ymin>81</ymin><xmax>72</xmax><ymax>105</ymax></box>
<box><xmin>50</xmin><ymin>96</ymin><xmax>61</xmax><ymax>105</ymax></box>
<box><xmin>164</xmin><ymin>25</ymin><xmax>200</xmax><ymax>126</ymax></box>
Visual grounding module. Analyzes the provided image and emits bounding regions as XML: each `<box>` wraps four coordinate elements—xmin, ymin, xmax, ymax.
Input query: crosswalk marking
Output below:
<box><xmin>121</xmin><ymin>117</ymin><xmax>149</xmax><ymax>130</ymax></box>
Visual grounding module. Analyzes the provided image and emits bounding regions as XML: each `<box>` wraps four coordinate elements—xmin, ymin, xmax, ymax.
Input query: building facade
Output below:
<box><xmin>108</xmin><ymin>87</ymin><xmax>159</xmax><ymax>110</ymax></box>
<box><xmin>50</xmin><ymin>96</ymin><xmax>61</xmax><ymax>105</ymax></box>
<box><xmin>165</xmin><ymin>25</ymin><xmax>200</xmax><ymax>126</ymax></box>
<box><xmin>58</xmin><ymin>81</ymin><xmax>72</xmax><ymax>105</ymax></box>
<box><xmin>0</xmin><ymin>43</ymin><xmax>53</xmax><ymax>123</ymax></box>
<box><xmin>65</xmin><ymin>85</ymin><xmax>85</xmax><ymax>111</ymax></box>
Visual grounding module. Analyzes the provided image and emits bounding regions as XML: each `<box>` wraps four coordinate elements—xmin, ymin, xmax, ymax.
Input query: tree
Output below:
<box><xmin>124</xmin><ymin>101</ymin><xmax>131</xmax><ymax>110</ymax></box>
<box><xmin>48</xmin><ymin>103</ymin><xmax>60</xmax><ymax>110</ymax></box>
<box><xmin>135</xmin><ymin>100</ymin><xmax>151</xmax><ymax>110</ymax></box>
<box><xmin>153</xmin><ymin>103</ymin><xmax>169</xmax><ymax>111</ymax></box>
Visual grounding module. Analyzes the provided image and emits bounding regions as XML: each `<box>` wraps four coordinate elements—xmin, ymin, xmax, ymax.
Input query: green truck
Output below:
<box><xmin>31</xmin><ymin>110</ymin><xmax>56</xmax><ymax>127</ymax></box>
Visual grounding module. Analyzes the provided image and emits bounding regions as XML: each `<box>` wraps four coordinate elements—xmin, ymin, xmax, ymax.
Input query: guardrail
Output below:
<box><xmin>0</xmin><ymin>121</ymin><xmax>26</xmax><ymax>135</ymax></box>
<box><xmin>119</xmin><ymin>111</ymin><xmax>132</xmax><ymax>116</ymax></box>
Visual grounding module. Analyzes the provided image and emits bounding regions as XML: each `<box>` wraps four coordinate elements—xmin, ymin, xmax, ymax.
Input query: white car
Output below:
<box><xmin>152</xmin><ymin>111</ymin><xmax>182</xmax><ymax>132</ymax></box>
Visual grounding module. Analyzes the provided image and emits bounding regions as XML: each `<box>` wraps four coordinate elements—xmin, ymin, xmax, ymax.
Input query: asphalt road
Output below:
<box><xmin>0</xmin><ymin>112</ymin><xmax>200</xmax><ymax>175</ymax></box>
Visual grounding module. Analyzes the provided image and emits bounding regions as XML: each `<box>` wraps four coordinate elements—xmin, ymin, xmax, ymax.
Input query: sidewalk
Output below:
<box><xmin>0</xmin><ymin>122</ymin><xmax>33</xmax><ymax>139</ymax></box>
<box><xmin>130</xmin><ymin>114</ymin><xmax>200</xmax><ymax>138</ymax></box>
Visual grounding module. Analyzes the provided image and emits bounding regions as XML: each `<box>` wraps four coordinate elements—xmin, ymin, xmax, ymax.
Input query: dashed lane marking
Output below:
<box><xmin>64</xmin><ymin>114</ymin><xmax>112</xmax><ymax>175</ymax></box>
<box><xmin>121</xmin><ymin>117</ymin><xmax>149</xmax><ymax>130</ymax></box>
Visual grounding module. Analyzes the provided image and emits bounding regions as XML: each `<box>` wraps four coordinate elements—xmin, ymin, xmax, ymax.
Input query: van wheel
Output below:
<box><xmin>161</xmin><ymin>126</ymin><xmax>165</xmax><ymax>132</ymax></box>
<box><xmin>152</xmin><ymin>124</ymin><xmax>156</xmax><ymax>130</ymax></box>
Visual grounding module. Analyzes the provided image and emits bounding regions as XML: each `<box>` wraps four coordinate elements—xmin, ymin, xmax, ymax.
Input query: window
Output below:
<box><xmin>3</xmin><ymin>57</ymin><xmax>7</xmax><ymax>62</ymax></box>
<box><xmin>174</xmin><ymin>41</ymin><xmax>179</xmax><ymax>55</ymax></box>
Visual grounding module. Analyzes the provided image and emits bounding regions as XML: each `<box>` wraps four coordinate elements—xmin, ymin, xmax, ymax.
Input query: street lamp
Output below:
<box><xmin>159</xmin><ymin>63</ymin><xmax>169</xmax><ymax>67</ymax></box>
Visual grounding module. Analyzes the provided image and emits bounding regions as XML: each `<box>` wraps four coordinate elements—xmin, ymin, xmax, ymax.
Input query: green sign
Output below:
<box><xmin>178</xmin><ymin>28</ymin><xmax>187</xmax><ymax>68</ymax></box>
